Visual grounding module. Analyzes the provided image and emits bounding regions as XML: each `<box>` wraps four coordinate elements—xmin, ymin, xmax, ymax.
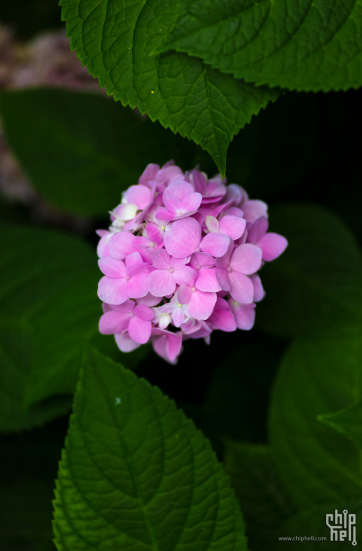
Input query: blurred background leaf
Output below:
<box><xmin>0</xmin><ymin>88</ymin><xmax>198</xmax><ymax>216</ymax></box>
<box><xmin>318</xmin><ymin>400</ymin><xmax>362</xmax><ymax>449</ymax></box>
<box><xmin>270</xmin><ymin>336</ymin><xmax>362</xmax><ymax>510</ymax></box>
<box><xmin>275</xmin><ymin>500</ymin><xmax>362</xmax><ymax>550</ymax></box>
<box><xmin>225</xmin><ymin>442</ymin><xmax>294</xmax><ymax>551</ymax></box>
<box><xmin>256</xmin><ymin>203</ymin><xmax>362</xmax><ymax>339</ymax></box>
<box><xmin>0</xmin><ymin>223</ymin><xmax>147</xmax><ymax>432</ymax></box>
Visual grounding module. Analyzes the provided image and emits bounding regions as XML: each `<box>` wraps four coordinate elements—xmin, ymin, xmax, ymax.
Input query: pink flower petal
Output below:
<box><xmin>200</xmin><ymin>232</ymin><xmax>230</xmax><ymax>257</ymax></box>
<box><xmin>190</xmin><ymin>252</ymin><xmax>215</xmax><ymax>270</ymax></box>
<box><xmin>195</xmin><ymin>267</ymin><xmax>222</xmax><ymax>292</ymax></box>
<box><xmin>157</xmin><ymin>165</ymin><xmax>183</xmax><ymax>186</ymax></box>
<box><xmin>102</xmin><ymin>303</ymin><xmax>112</xmax><ymax>314</ymax></box>
<box><xmin>109</xmin><ymin>232</ymin><xmax>136</xmax><ymax>260</ymax></box>
<box><xmin>148</xmin><ymin>270</ymin><xmax>175</xmax><ymax>297</ymax></box>
<box><xmin>97</xmin><ymin>276</ymin><xmax>128</xmax><ymax>305</ymax></box>
<box><xmin>172</xmin><ymin>306</ymin><xmax>185</xmax><ymax>327</ymax></box>
<box><xmin>190</xmin><ymin>169</ymin><xmax>207</xmax><ymax>193</ymax></box>
<box><xmin>250</xmin><ymin>274</ymin><xmax>265</xmax><ymax>302</ymax></box>
<box><xmin>208</xmin><ymin>300</ymin><xmax>236</xmax><ymax>332</ymax></box>
<box><xmin>125</xmin><ymin>185</ymin><xmax>151</xmax><ymax>210</ymax></box>
<box><xmin>205</xmin><ymin>216</ymin><xmax>220</xmax><ymax>233</ymax></box>
<box><xmin>152</xmin><ymin>329</ymin><xmax>182</xmax><ymax>363</ymax></box>
<box><xmin>137</xmin><ymin>293</ymin><xmax>161</xmax><ymax>307</ymax></box>
<box><xmin>164</xmin><ymin>217</ymin><xmax>201</xmax><ymax>258</ymax></box>
<box><xmin>224</xmin><ymin>183</ymin><xmax>245</xmax><ymax>206</ymax></box>
<box><xmin>215</xmin><ymin>240</ymin><xmax>234</xmax><ymax>269</ymax></box>
<box><xmin>136</xmin><ymin>246</ymin><xmax>153</xmax><ymax>264</ymax></box>
<box><xmin>126</xmin><ymin>272</ymin><xmax>149</xmax><ymax>298</ymax></box>
<box><xmin>247</xmin><ymin>216</ymin><xmax>269</xmax><ymax>244</ymax></box>
<box><xmin>166</xmin><ymin>332</ymin><xmax>183</xmax><ymax>362</ymax></box>
<box><xmin>139</xmin><ymin>163</ymin><xmax>159</xmax><ymax>187</ymax></box>
<box><xmin>115</xmin><ymin>332</ymin><xmax>141</xmax><ymax>352</ymax></box>
<box><xmin>187</xmin><ymin>290</ymin><xmax>217</xmax><ymax>320</ymax></box>
<box><xmin>228</xmin><ymin>272</ymin><xmax>254</xmax><ymax>303</ymax></box>
<box><xmin>98</xmin><ymin>257</ymin><xmax>126</xmax><ymax>278</ymax></box>
<box><xmin>134</xmin><ymin>304</ymin><xmax>154</xmax><ymax>321</ymax></box>
<box><xmin>125</xmin><ymin>251</ymin><xmax>144</xmax><ymax>267</ymax></box>
<box><xmin>113</xmin><ymin>203</ymin><xmax>138</xmax><ymax>221</ymax></box>
<box><xmin>126</xmin><ymin>262</ymin><xmax>146</xmax><ymax>277</ymax></box>
<box><xmin>215</xmin><ymin>268</ymin><xmax>231</xmax><ymax>291</ymax></box>
<box><xmin>97</xmin><ymin>231</ymin><xmax>112</xmax><ymax>258</ymax></box>
<box><xmin>224</xmin><ymin>207</ymin><xmax>244</xmax><ymax>217</ymax></box>
<box><xmin>257</xmin><ymin>233</ymin><xmax>288</xmax><ymax>261</ymax></box>
<box><xmin>152</xmin><ymin>249</ymin><xmax>171</xmax><ymax>270</ymax></box>
<box><xmin>163</xmin><ymin>181</ymin><xmax>192</xmax><ymax>209</ymax></box>
<box><xmin>128</xmin><ymin>317</ymin><xmax>152</xmax><ymax>344</ymax></box>
<box><xmin>145</xmin><ymin>223</ymin><xmax>164</xmax><ymax>245</ymax></box>
<box><xmin>178</xmin><ymin>283</ymin><xmax>192</xmax><ymax>304</ymax></box>
<box><xmin>108</xmin><ymin>300</ymin><xmax>135</xmax><ymax>313</ymax></box>
<box><xmin>230</xmin><ymin>244</ymin><xmax>262</xmax><ymax>275</ymax></box>
<box><xmin>242</xmin><ymin>200</ymin><xmax>268</xmax><ymax>223</ymax></box>
<box><xmin>99</xmin><ymin>311</ymin><xmax>130</xmax><ymax>334</ymax></box>
<box><xmin>170</xmin><ymin>256</ymin><xmax>187</xmax><ymax>270</ymax></box>
<box><xmin>154</xmin><ymin>207</ymin><xmax>176</xmax><ymax>221</ymax></box>
<box><xmin>178</xmin><ymin>193</ymin><xmax>202</xmax><ymax>215</ymax></box>
<box><xmin>219</xmin><ymin>215</ymin><xmax>246</xmax><ymax>240</ymax></box>
<box><xmin>173</xmin><ymin>266</ymin><xmax>196</xmax><ymax>286</ymax></box>
<box><xmin>229</xmin><ymin>299</ymin><xmax>256</xmax><ymax>330</ymax></box>
<box><xmin>158</xmin><ymin>303</ymin><xmax>174</xmax><ymax>314</ymax></box>
<box><xmin>152</xmin><ymin>335</ymin><xmax>175</xmax><ymax>364</ymax></box>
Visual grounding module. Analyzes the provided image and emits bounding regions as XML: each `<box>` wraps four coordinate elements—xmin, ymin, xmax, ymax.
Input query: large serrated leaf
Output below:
<box><xmin>157</xmin><ymin>0</ymin><xmax>362</xmax><ymax>92</ymax></box>
<box><xmin>53</xmin><ymin>347</ymin><xmax>247</xmax><ymax>551</ymax></box>
<box><xmin>60</xmin><ymin>0</ymin><xmax>278</xmax><ymax>176</ymax></box>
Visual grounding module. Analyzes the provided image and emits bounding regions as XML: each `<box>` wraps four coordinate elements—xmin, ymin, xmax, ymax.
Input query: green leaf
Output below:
<box><xmin>0</xmin><ymin>223</ymin><xmax>146</xmax><ymax>432</ymax></box>
<box><xmin>270</xmin><ymin>336</ymin><xmax>362</xmax><ymax>510</ymax></box>
<box><xmin>225</xmin><ymin>441</ymin><xmax>293</xmax><ymax>551</ymax></box>
<box><xmin>53</xmin><ymin>347</ymin><xmax>247</xmax><ymax>551</ymax></box>
<box><xmin>0</xmin><ymin>88</ymin><xmax>195</xmax><ymax>217</ymax></box>
<box><xmin>60</xmin><ymin>0</ymin><xmax>278</xmax><ymax>176</ymax></box>
<box><xmin>157</xmin><ymin>0</ymin><xmax>362</xmax><ymax>92</ymax></box>
<box><xmin>318</xmin><ymin>401</ymin><xmax>362</xmax><ymax>449</ymax></box>
<box><xmin>256</xmin><ymin>204</ymin><xmax>362</xmax><ymax>339</ymax></box>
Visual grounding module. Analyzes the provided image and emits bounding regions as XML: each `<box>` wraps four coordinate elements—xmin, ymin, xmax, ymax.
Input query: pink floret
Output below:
<box><xmin>96</xmin><ymin>162</ymin><xmax>288</xmax><ymax>363</ymax></box>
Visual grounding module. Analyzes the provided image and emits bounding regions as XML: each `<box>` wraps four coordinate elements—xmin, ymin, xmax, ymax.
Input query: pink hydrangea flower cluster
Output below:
<box><xmin>97</xmin><ymin>161</ymin><xmax>287</xmax><ymax>364</ymax></box>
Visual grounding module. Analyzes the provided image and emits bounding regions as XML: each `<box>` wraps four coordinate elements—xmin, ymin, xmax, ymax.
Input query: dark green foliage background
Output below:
<box><xmin>1</xmin><ymin>1</ymin><xmax>362</xmax><ymax>550</ymax></box>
